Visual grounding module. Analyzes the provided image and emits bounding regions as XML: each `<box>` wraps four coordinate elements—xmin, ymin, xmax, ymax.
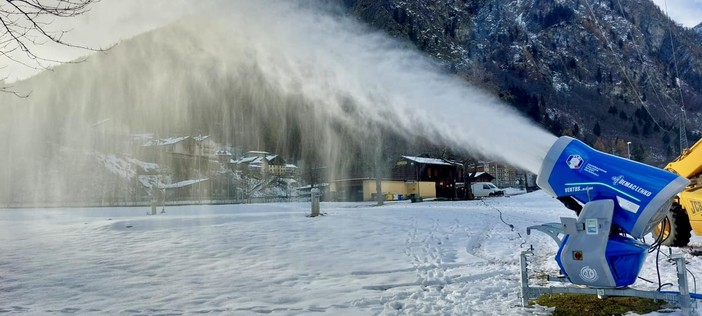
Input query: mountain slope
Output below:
<box><xmin>343</xmin><ymin>0</ymin><xmax>702</xmax><ymax>163</ymax></box>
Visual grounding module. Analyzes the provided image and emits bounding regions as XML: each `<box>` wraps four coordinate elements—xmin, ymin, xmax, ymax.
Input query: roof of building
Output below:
<box><xmin>246</xmin><ymin>150</ymin><xmax>269</xmax><ymax>155</ymax></box>
<box><xmin>469</xmin><ymin>171</ymin><xmax>495</xmax><ymax>180</ymax></box>
<box><xmin>141</xmin><ymin>135</ymin><xmax>213</xmax><ymax>147</ymax></box>
<box><xmin>401</xmin><ymin>155</ymin><xmax>458</xmax><ymax>166</ymax></box>
<box><xmin>234</xmin><ymin>154</ymin><xmax>289</xmax><ymax>166</ymax></box>
<box><xmin>161</xmin><ymin>178</ymin><xmax>209</xmax><ymax>189</ymax></box>
<box><xmin>233</xmin><ymin>156</ymin><xmax>259</xmax><ymax>164</ymax></box>
<box><xmin>142</xmin><ymin>136</ymin><xmax>190</xmax><ymax>147</ymax></box>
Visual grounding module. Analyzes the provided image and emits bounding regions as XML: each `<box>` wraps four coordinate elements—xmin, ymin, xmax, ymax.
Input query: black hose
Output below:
<box><xmin>481</xmin><ymin>200</ymin><xmax>526</xmax><ymax>248</ymax></box>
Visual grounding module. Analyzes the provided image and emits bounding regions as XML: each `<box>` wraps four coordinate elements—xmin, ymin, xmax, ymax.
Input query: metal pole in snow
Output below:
<box><xmin>311</xmin><ymin>188</ymin><xmax>320</xmax><ymax>217</ymax></box>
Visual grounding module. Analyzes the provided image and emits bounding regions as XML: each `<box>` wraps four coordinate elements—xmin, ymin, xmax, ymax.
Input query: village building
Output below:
<box><xmin>330</xmin><ymin>155</ymin><xmax>467</xmax><ymax>202</ymax></box>
<box><xmin>140</xmin><ymin>136</ymin><xmax>211</xmax><ymax>183</ymax></box>
<box><xmin>232</xmin><ymin>151</ymin><xmax>298</xmax><ymax>179</ymax></box>
<box><xmin>391</xmin><ymin>155</ymin><xmax>464</xmax><ymax>199</ymax></box>
<box><xmin>470</xmin><ymin>162</ymin><xmax>525</xmax><ymax>189</ymax></box>
<box><xmin>330</xmin><ymin>178</ymin><xmax>436</xmax><ymax>202</ymax></box>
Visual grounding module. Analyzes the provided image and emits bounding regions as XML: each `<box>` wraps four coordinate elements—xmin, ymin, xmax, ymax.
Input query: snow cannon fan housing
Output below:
<box><xmin>537</xmin><ymin>136</ymin><xmax>688</xmax><ymax>238</ymax></box>
<box><xmin>535</xmin><ymin>136</ymin><xmax>688</xmax><ymax>288</ymax></box>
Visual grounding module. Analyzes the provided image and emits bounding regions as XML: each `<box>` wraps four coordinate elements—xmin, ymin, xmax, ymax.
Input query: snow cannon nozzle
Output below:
<box><xmin>536</xmin><ymin>136</ymin><xmax>689</xmax><ymax>238</ymax></box>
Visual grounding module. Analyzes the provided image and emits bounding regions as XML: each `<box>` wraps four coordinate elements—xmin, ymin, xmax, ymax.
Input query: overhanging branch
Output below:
<box><xmin>1</xmin><ymin>0</ymin><xmax>108</xmax><ymax>94</ymax></box>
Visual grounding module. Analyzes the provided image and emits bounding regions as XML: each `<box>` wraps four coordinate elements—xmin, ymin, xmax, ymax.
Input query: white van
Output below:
<box><xmin>471</xmin><ymin>182</ymin><xmax>504</xmax><ymax>198</ymax></box>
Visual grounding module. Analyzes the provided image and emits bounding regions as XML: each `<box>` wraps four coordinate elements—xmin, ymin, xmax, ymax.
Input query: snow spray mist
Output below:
<box><xmin>0</xmin><ymin>0</ymin><xmax>556</xmax><ymax>204</ymax></box>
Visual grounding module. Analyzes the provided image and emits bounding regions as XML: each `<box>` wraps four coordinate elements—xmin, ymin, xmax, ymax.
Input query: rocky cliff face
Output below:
<box><xmin>343</xmin><ymin>0</ymin><xmax>702</xmax><ymax>164</ymax></box>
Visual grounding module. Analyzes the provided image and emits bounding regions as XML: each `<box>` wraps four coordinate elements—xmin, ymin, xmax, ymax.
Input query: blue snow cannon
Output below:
<box><xmin>536</xmin><ymin>136</ymin><xmax>688</xmax><ymax>287</ymax></box>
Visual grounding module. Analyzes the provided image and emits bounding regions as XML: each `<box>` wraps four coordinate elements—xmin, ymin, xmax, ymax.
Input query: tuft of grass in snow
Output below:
<box><xmin>531</xmin><ymin>293</ymin><xmax>665</xmax><ymax>316</ymax></box>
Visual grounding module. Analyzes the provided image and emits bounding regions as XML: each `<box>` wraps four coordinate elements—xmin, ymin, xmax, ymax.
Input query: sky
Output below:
<box><xmin>652</xmin><ymin>0</ymin><xmax>702</xmax><ymax>27</ymax></box>
<box><xmin>1</xmin><ymin>0</ymin><xmax>211</xmax><ymax>82</ymax></box>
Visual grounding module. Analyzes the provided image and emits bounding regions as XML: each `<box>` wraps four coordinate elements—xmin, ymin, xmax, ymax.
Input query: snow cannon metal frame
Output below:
<box><xmin>536</xmin><ymin>136</ymin><xmax>688</xmax><ymax>288</ymax></box>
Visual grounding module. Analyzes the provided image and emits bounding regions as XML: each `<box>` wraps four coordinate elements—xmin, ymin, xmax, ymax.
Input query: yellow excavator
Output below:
<box><xmin>655</xmin><ymin>138</ymin><xmax>702</xmax><ymax>246</ymax></box>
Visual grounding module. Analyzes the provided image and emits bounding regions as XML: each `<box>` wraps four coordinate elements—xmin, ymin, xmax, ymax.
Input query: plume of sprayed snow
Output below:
<box><xmin>0</xmin><ymin>0</ymin><xmax>557</xmax><ymax>204</ymax></box>
<box><xmin>209</xmin><ymin>0</ymin><xmax>557</xmax><ymax>173</ymax></box>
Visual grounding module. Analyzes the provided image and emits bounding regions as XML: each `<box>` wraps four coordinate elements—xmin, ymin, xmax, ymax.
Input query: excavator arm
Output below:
<box><xmin>666</xmin><ymin>138</ymin><xmax>702</xmax><ymax>179</ymax></box>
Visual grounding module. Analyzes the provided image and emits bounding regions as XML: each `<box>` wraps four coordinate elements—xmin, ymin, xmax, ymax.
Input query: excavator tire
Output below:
<box><xmin>653</xmin><ymin>204</ymin><xmax>692</xmax><ymax>247</ymax></box>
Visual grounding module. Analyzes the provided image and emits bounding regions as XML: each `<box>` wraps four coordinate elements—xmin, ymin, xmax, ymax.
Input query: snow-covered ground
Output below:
<box><xmin>1</xmin><ymin>191</ymin><xmax>701</xmax><ymax>315</ymax></box>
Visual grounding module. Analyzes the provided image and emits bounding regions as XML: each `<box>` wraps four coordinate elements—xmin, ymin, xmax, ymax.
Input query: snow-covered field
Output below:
<box><xmin>1</xmin><ymin>191</ymin><xmax>701</xmax><ymax>315</ymax></box>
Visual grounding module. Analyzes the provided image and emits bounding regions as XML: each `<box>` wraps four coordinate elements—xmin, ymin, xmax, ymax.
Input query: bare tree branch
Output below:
<box><xmin>0</xmin><ymin>66</ymin><xmax>28</xmax><ymax>96</ymax></box>
<box><xmin>1</xmin><ymin>0</ymin><xmax>105</xmax><ymax>94</ymax></box>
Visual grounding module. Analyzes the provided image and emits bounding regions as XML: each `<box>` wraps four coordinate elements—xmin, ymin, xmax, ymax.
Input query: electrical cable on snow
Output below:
<box><xmin>655</xmin><ymin>245</ymin><xmax>674</xmax><ymax>291</ymax></box>
<box><xmin>639</xmin><ymin>218</ymin><xmax>673</xmax><ymax>290</ymax></box>
<box><xmin>637</xmin><ymin>218</ymin><xmax>702</xmax><ymax>297</ymax></box>
<box><xmin>480</xmin><ymin>199</ymin><xmax>527</xmax><ymax>248</ymax></box>
<box><xmin>689</xmin><ymin>266</ymin><xmax>698</xmax><ymax>295</ymax></box>
<box><xmin>641</xmin><ymin>219</ymin><xmax>702</xmax><ymax>294</ymax></box>
<box><xmin>657</xmin><ymin>244</ymin><xmax>699</xmax><ymax>295</ymax></box>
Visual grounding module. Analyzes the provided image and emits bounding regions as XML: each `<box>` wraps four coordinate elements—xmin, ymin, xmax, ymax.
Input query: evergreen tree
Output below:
<box><xmin>619</xmin><ymin>111</ymin><xmax>628</xmax><ymax>120</ymax></box>
<box><xmin>593</xmin><ymin>122</ymin><xmax>601</xmax><ymax>137</ymax></box>
<box><xmin>631</xmin><ymin>144</ymin><xmax>646</xmax><ymax>162</ymax></box>
<box><xmin>528</xmin><ymin>103</ymin><xmax>542</xmax><ymax>122</ymax></box>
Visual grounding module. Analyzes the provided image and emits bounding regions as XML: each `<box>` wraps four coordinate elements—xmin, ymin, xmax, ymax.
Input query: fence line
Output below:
<box><xmin>0</xmin><ymin>196</ymin><xmax>308</xmax><ymax>209</ymax></box>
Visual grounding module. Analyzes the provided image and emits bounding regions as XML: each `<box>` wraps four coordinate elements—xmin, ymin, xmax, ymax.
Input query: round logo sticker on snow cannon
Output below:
<box><xmin>566</xmin><ymin>155</ymin><xmax>584</xmax><ymax>169</ymax></box>
<box><xmin>579</xmin><ymin>266</ymin><xmax>599</xmax><ymax>283</ymax></box>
